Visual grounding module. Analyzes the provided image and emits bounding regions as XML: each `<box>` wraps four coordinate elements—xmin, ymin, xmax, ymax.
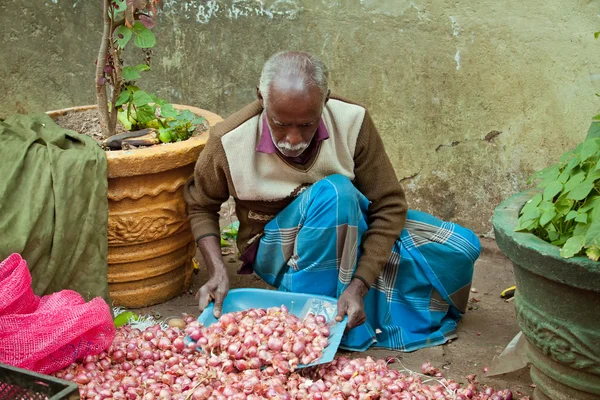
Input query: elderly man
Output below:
<box><xmin>184</xmin><ymin>51</ymin><xmax>480</xmax><ymax>351</ymax></box>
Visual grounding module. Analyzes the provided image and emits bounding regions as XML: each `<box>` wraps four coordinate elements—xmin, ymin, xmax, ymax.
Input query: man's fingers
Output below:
<box><xmin>213</xmin><ymin>293</ymin><xmax>224</xmax><ymax>319</ymax></box>
<box><xmin>346</xmin><ymin>307</ymin><xmax>366</xmax><ymax>330</ymax></box>
<box><xmin>197</xmin><ymin>288</ymin><xmax>213</xmax><ymax>312</ymax></box>
<box><xmin>335</xmin><ymin>299</ymin><xmax>348</xmax><ymax>322</ymax></box>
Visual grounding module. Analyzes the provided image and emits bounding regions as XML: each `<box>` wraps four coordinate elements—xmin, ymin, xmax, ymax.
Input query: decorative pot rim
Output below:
<box><xmin>492</xmin><ymin>188</ymin><xmax>599</xmax><ymax>290</ymax></box>
<box><xmin>47</xmin><ymin>104</ymin><xmax>222</xmax><ymax>178</ymax></box>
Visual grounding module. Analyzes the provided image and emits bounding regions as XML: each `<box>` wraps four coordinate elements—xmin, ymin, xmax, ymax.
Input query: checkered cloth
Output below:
<box><xmin>253</xmin><ymin>175</ymin><xmax>481</xmax><ymax>351</ymax></box>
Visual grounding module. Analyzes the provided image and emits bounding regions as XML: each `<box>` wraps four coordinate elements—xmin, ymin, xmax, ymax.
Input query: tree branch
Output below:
<box><xmin>95</xmin><ymin>0</ymin><xmax>114</xmax><ymax>137</ymax></box>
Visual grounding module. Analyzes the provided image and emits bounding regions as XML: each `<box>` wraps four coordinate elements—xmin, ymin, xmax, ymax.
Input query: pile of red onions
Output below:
<box><xmin>185</xmin><ymin>305</ymin><xmax>329</xmax><ymax>373</ymax></box>
<box><xmin>53</xmin><ymin>310</ymin><xmax>525</xmax><ymax>400</ymax></box>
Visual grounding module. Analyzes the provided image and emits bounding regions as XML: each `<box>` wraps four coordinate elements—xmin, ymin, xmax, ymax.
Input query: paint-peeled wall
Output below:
<box><xmin>1</xmin><ymin>0</ymin><xmax>599</xmax><ymax>235</ymax></box>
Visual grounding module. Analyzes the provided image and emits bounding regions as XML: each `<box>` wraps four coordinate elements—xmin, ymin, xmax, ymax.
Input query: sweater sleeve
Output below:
<box><xmin>352</xmin><ymin>109</ymin><xmax>408</xmax><ymax>288</ymax></box>
<box><xmin>184</xmin><ymin>133</ymin><xmax>231</xmax><ymax>243</ymax></box>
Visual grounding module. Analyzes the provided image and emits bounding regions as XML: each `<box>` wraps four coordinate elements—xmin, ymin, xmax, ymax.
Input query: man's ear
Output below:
<box><xmin>257</xmin><ymin>87</ymin><xmax>264</xmax><ymax>108</ymax></box>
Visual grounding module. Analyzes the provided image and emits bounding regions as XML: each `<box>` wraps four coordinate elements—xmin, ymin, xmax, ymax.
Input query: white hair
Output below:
<box><xmin>259</xmin><ymin>51</ymin><xmax>329</xmax><ymax>108</ymax></box>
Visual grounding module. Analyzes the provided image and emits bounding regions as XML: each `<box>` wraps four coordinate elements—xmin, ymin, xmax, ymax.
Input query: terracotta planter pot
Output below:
<box><xmin>492</xmin><ymin>189</ymin><xmax>600</xmax><ymax>400</ymax></box>
<box><xmin>47</xmin><ymin>105</ymin><xmax>222</xmax><ymax>308</ymax></box>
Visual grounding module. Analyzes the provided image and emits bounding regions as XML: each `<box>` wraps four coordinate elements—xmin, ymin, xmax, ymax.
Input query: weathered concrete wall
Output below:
<box><xmin>1</xmin><ymin>0</ymin><xmax>599</xmax><ymax>235</ymax></box>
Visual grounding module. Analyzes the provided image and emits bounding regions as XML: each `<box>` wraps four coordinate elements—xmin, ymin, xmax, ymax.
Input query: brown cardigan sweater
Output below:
<box><xmin>184</xmin><ymin>95</ymin><xmax>407</xmax><ymax>288</ymax></box>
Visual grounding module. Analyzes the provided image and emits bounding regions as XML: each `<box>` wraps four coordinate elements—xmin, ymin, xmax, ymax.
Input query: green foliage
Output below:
<box><xmin>588</xmin><ymin>121</ymin><xmax>600</xmax><ymax>140</ymax></box>
<box><xmin>516</xmin><ymin>137</ymin><xmax>600</xmax><ymax>261</ymax></box>
<box><xmin>116</xmin><ymin>86</ymin><xmax>207</xmax><ymax>143</ymax></box>
<box><xmin>121</xmin><ymin>64</ymin><xmax>150</xmax><ymax>81</ymax></box>
<box><xmin>115</xmin><ymin>26</ymin><xmax>133</xmax><ymax>48</ymax></box>
<box><xmin>131</xmin><ymin>22</ymin><xmax>156</xmax><ymax>49</ymax></box>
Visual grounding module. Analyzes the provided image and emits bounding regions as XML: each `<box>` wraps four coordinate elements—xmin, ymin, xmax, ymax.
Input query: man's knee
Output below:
<box><xmin>310</xmin><ymin>174</ymin><xmax>357</xmax><ymax>203</ymax></box>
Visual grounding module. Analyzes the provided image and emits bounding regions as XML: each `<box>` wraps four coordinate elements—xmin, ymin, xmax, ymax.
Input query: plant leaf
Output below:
<box><xmin>564</xmin><ymin>156</ymin><xmax>581</xmax><ymax>173</ymax></box>
<box><xmin>554</xmin><ymin>198</ymin><xmax>574</xmax><ymax>214</ymax></box>
<box><xmin>596</xmin><ymin>32</ymin><xmax>600</xmax><ymax>39</ymax></box>
<box><xmin>135</xmin><ymin>64</ymin><xmax>151</xmax><ymax>73</ymax></box>
<box><xmin>566</xmin><ymin>182</ymin><xmax>595</xmax><ymax>201</ymax></box>
<box><xmin>135</xmin><ymin>104</ymin><xmax>157</xmax><ymax>124</ymax></box>
<box><xmin>580</xmin><ymin>138</ymin><xmax>600</xmax><ymax>162</ymax></box>
<box><xmin>540</xmin><ymin>209</ymin><xmax>557</xmax><ymax>226</ymax></box>
<box><xmin>547</xmin><ymin>230</ymin><xmax>560</xmax><ymax>242</ymax></box>
<box><xmin>565</xmin><ymin>210</ymin><xmax>578</xmax><ymax>221</ymax></box>
<box><xmin>520</xmin><ymin>207</ymin><xmax>542</xmax><ymax>222</ymax></box>
<box><xmin>177</xmin><ymin>109</ymin><xmax>195</xmax><ymax>122</ymax></box>
<box><xmin>538</xmin><ymin>200</ymin><xmax>554</xmax><ymax>212</ymax></box>
<box><xmin>580</xmin><ymin>196</ymin><xmax>600</xmax><ymax>213</ymax></box>
<box><xmin>531</xmin><ymin>165</ymin><xmax>559</xmax><ymax>180</ymax></box>
<box><xmin>563</xmin><ymin>172</ymin><xmax>586</xmax><ymax>193</ymax></box>
<box><xmin>585</xmin><ymin>169</ymin><xmax>600</xmax><ymax>183</ymax></box>
<box><xmin>574</xmin><ymin>222</ymin><xmax>590</xmax><ymax>237</ymax></box>
<box><xmin>575</xmin><ymin>212</ymin><xmax>589</xmax><ymax>224</ymax></box>
<box><xmin>115</xmin><ymin>90</ymin><xmax>131</xmax><ymax>107</ymax></box>
<box><xmin>533</xmin><ymin>165</ymin><xmax>560</xmax><ymax>186</ymax></box>
<box><xmin>122</xmin><ymin>66</ymin><xmax>142</xmax><ymax>81</ymax></box>
<box><xmin>160</xmin><ymin>104</ymin><xmax>178</xmax><ymax>118</ymax></box>
<box><xmin>116</xmin><ymin>26</ymin><xmax>133</xmax><ymax>48</ymax></box>
<box><xmin>132</xmin><ymin>22</ymin><xmax>156</xmax><ymax>48</ymax></box>
<box><xmin>117</xmin><ymin>109</ymin><xmax>133</xmax><ymax>131</ymax></box>
<box><xmin>520</xmin><ymin>193</ymin><xmax>543</xmax><ymax>216</ymax></box>
<box><xmin>559</xmin><ymin>150</ymin><xmax>574</xmax><ymax>163</ymax></box>
<box><xmin>586</xmin><ymin>245</ymin><xmax>600</xmax><ymax>261</ymax></box>
<box><xmin>588</xmin><ymin>121</ymin><xmax>600</xmax><ymax>140</ymax></box>
<box><xmin>543</xmin><ymin>181</ymin><xmax>563</xmax><ymax>201</ymax></box>
<box><xmin>560</xmin><ymin>235</ymin><xmax>585</xmax><ymax>258</ymax></box>
<box><xmin>515</xmin><ymin>217</ymin><xmax>538</xmax><ymax>232</ymax></box>
<box><xmin>553</xmin><ymin>234</ymin><xmax>570</xmax><ymax>246</ymax></box>
<box><xmin>557</xmin><ymin>171</ymin><xmax>570</xmax><ymax>184</ymax></box>
<box><xmin>132</xmin><ymin>90</ymin><xmax>154</xmax><ymax>107</ymax></box>
<box><xmin>139</xmin><ymin>14</ymin><xmax>156</xmax><ymax>29</ymax></box>
<box><xmin>585</xmin><ymin>208</ymin><xmax>600</xmax><ymax>247</ymax></box>
<box><xmin>111</xmin><ymin>0</ymin><xmax>127</xmax><ymax>19</ymax></box>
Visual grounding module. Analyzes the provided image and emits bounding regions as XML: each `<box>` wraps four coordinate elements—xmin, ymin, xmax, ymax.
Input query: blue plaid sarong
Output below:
<box><xmin>253</xmin><ymin>175</ymin><xmax>481</xmax><ymax>352</ymax></box>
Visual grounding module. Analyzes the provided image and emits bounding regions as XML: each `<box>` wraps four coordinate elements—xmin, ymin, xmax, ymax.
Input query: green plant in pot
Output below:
<box><xmin>492</xmin><ymin>122</ymin><xmax>600</xmax><ymax>400</ymax></box>
<box><xmin>93</xmin><ymin>0</ymin><xmax>207</xmax><ymax>148</ymax></box>
<box><xmin>48</xmin><ymin>0</ymin><xmax>223</xmax><ymax>308</ymax></box>
<box><xmin>515</xmin><ymin>135</ymin><xmax>600</xmax><ymax>261</ymax></box>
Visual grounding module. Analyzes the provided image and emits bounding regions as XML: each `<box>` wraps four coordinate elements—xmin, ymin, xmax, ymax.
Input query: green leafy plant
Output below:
<box><xmin>95</xmin><ymin>0</ymin><xmax>205</xmax><ymax>143</ymax></box>
<box><xmin>516</xmin><ymin>136</ymin><xmax>600</xmax><ymax>261</ymax></box>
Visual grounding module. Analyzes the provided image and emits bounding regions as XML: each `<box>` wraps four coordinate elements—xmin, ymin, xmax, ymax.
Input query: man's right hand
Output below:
<box><xmin>195</xmin><ymin>235</ymin><xmax>230</xmax><ymax>318</ymax></box>
<box><xmin>196</xmin><ymin>270</ymin><xmax>229</xmax><ymax>318</ymax></box>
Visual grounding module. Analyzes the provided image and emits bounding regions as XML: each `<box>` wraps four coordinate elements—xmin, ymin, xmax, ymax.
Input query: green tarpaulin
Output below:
<box><xmin>0</xmin><ymin>114</ymin><xmax>111</xmax><ymax>305</ymax></box>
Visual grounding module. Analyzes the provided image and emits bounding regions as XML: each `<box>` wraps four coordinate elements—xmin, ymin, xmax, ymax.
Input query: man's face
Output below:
<box><xmin>260</xmin><ymin>81</ymin><xmax>325</xmax><ymax>158</ymax></box>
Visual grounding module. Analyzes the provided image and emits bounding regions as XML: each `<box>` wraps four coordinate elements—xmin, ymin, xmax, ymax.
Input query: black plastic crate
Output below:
<box><xmin>0</xmin><ymin>363</ymin><xmax>80</xmax><ymax>400</ymax></box>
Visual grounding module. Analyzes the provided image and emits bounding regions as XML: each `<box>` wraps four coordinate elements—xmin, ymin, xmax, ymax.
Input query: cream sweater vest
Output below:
<box><xmin>220</xmin><ymin>99</ymin><xmax>366</xmax><ymax>201</ymax></box>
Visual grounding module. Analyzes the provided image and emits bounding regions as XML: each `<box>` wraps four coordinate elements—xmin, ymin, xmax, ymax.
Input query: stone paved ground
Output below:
<box><xmin>134</xmin><ymin>200</ymin><xmax>533</xmax><ymax>397</ymax></box>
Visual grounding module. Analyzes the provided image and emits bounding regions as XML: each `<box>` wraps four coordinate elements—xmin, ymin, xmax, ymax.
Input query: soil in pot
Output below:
<box><xmin>54</xmin><ymin>108</ymin><xmax>210</xmax><ymax>150</ymax></box>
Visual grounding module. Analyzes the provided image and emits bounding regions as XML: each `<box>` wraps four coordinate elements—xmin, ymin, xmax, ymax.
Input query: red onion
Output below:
<box><xmin>158</xmin><ymin>337</ymin><xmax>171</xmax><ymax>350</ymax></box>
<box><xmin>267</xmin><ymin>337</ymin><xmax>283</xmax><ymax>352</ymax></box>
<box><xmin>74</xmin><ymin>373</ymin><xmax>90</xmax><ymax>384</ymax></box>
<box><xmin>55</xmin><ymin>314</ymin><xmax>520</xmax><ymax>400</ymax></box>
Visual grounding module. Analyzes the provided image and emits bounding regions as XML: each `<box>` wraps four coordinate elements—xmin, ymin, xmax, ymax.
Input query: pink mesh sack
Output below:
<box><xmin>0</xmin><ymin>253</ymin><xmax>116</xmax><ymax>374</ymax></box>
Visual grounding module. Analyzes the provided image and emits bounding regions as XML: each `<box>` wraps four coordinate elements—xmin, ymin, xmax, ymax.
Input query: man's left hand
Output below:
<box><xmin>335</xmin><ymin>278</ymin><xmax>369</xmax><ymax>330</ymax></box>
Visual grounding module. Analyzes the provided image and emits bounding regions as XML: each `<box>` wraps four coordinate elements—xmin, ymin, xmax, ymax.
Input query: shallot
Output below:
<box><xmin>53</xmin><ymin>311</ymin><xmax>523</xmax><ymax>400</ymax></box>
<box><xmin>188</xmin><ymin>306</ymin><xmax>330</xmax><ymax>373</ymax></box>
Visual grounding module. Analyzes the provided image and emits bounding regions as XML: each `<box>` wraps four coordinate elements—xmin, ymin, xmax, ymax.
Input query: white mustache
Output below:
<box><xmin>276</xmin><ymin>141</ymin><xmax>310</xmax><ymax>152</ymax></box>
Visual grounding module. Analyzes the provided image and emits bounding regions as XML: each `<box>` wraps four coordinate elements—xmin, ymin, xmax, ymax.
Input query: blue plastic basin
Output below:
<box><xmin>189</xmin><ymin>288</ymin><xmax>347</xmax><ymax>368</ymax></box>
